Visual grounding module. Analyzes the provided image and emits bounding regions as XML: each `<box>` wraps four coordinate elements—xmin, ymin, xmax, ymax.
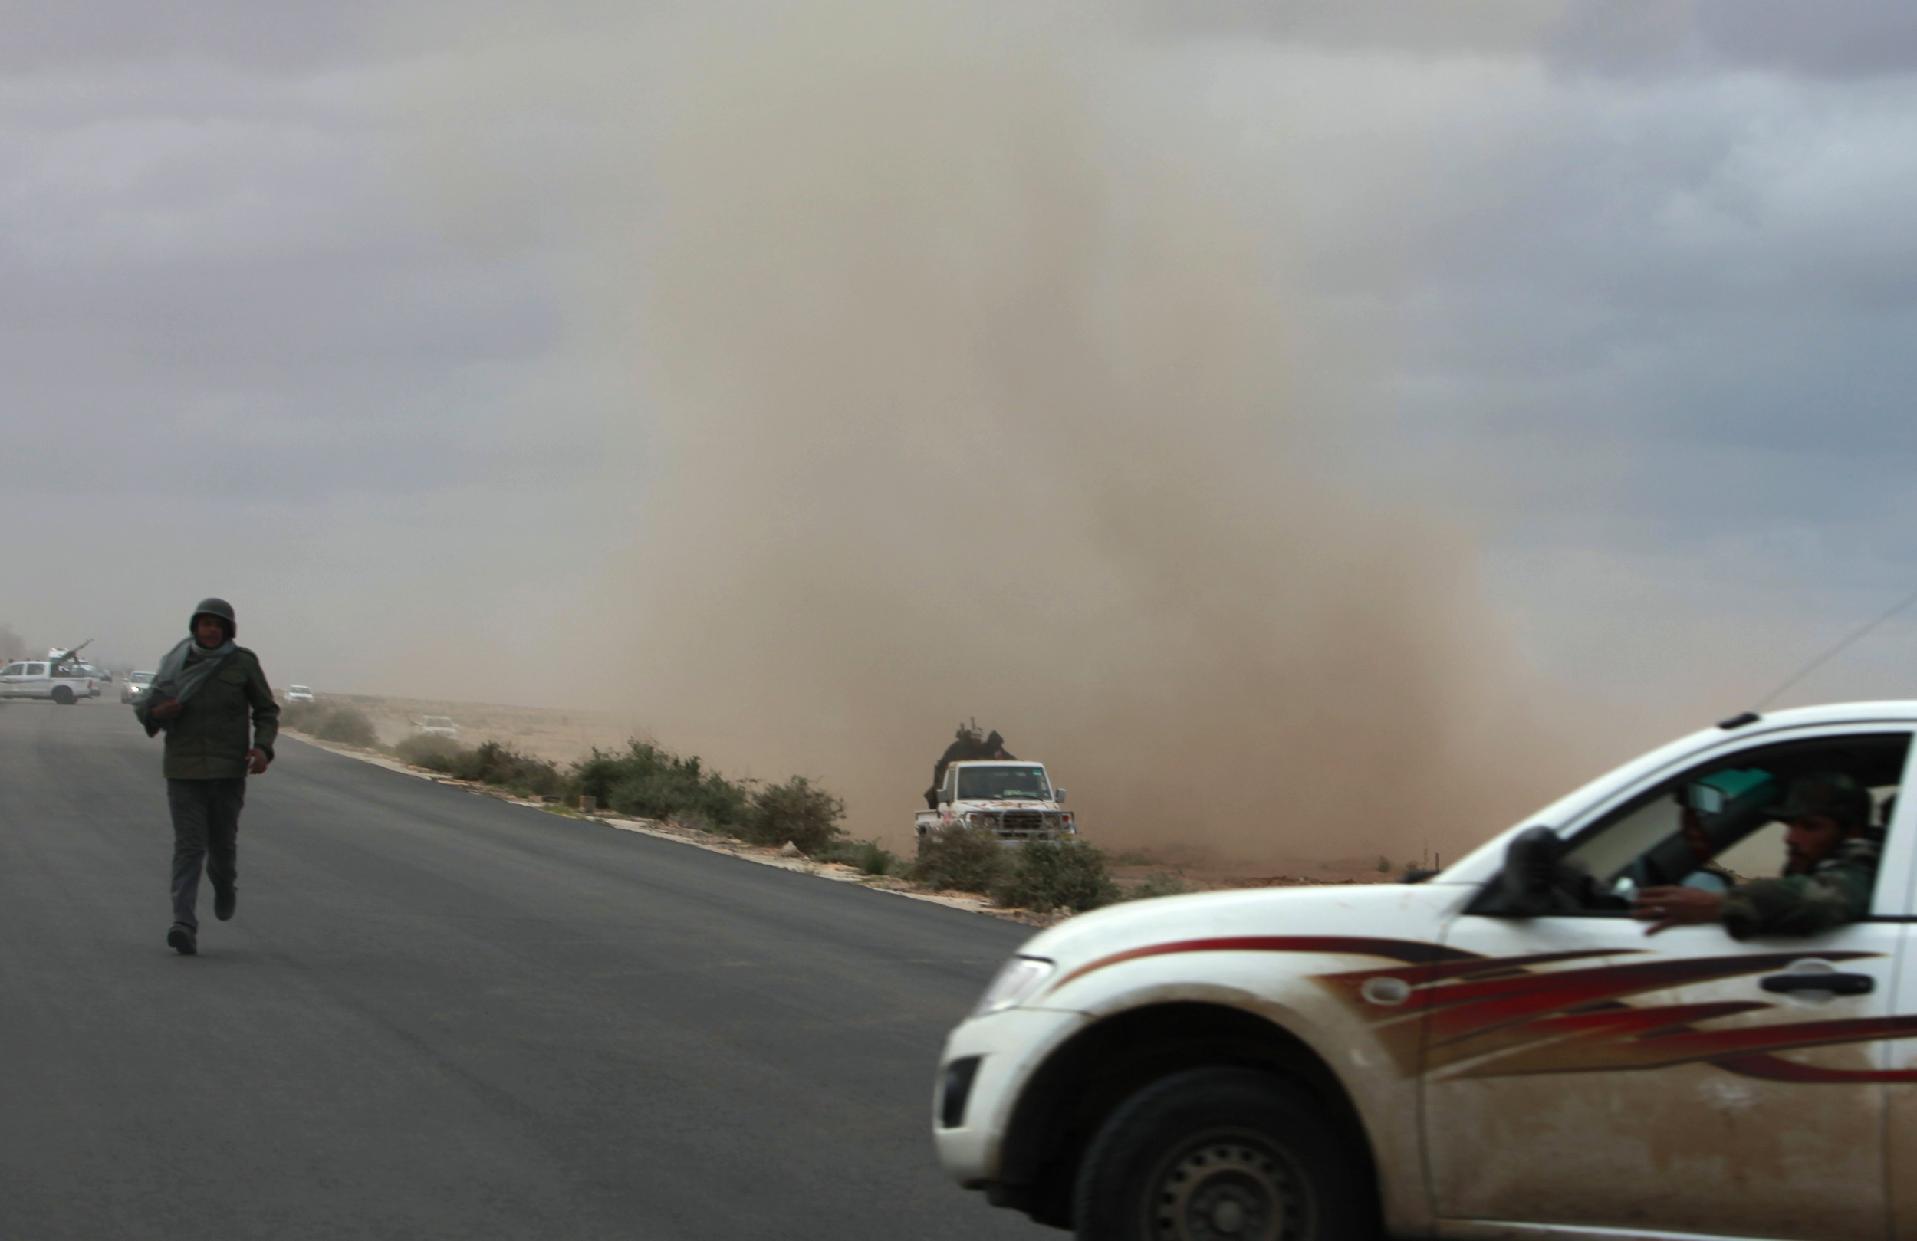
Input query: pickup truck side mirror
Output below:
<box><xmin>1054</xmin><ymin>788</ymin><xmax>1067</xmax><ymax>803</ymax></box>
<box><xmin>1498</xmin><ymin>826</ymin><xmax>1580</xmax><ymax>916</ymax></box>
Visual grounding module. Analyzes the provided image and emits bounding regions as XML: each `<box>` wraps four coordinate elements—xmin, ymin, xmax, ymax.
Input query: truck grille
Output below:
<box><xmin>1000</xmin><ymin>812</ymin><xmax>1055</xmax><ymax>839</ymax></box>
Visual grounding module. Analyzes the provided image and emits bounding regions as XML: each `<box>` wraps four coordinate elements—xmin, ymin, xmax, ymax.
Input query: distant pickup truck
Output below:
<box><xmin>916</xmin><ymin>760</ymin><xmax>1075</xmax><ymax>847</ymax></box>
<box><xmin>0</xmin><ymin>659</ymin><xmax>98</xmax><ymax>704</ymax></box>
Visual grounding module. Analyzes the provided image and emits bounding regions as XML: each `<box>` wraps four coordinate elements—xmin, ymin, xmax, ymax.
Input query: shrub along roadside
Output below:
<box><xmin>740</xmin><ymin>776</ymin><xmax>844</xmax><ymax>855</ymax></box>
<box><xmin>573</xmin><ymin>741</ymin><xmax>748</xmax><ymax>830</ymax></box>
<box><xmin>908</xmin><ymin>825</ymin><xmax>1008</xmax><ymax>895</ymax></box>
<box><xmin>823</xmin><ymin>839</ymin><xmax>902</xmax><ymax>877</ymax></box>
<box><xmin>450</xmin><ymin>741</ymin><xmax>566</xmax><ymax>799</ymax></box>
<box><xmin>392</xmin><ymin>733</ymin><xmax>463</xmax><ymax>772</ymax></box>
<box><xmin>992</xmin><ymin>839</ymin><xmax>1118</xmax><ymax>913</ymax></box>
<box><xmin>282</xmin><ymin>701</ymin><xmax>378</xmax><ymax>748</ymax></box>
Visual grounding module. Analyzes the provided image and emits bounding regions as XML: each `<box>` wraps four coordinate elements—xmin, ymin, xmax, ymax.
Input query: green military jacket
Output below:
<box><xmin>136</xmin><ymin>646</ymin><xmax>281</xmax><ymax>780</ymax></box>
<box><xmin>1721</xmin><ymin>835</ymin><xmax>1880</xmax><ymax>940</ymax></box>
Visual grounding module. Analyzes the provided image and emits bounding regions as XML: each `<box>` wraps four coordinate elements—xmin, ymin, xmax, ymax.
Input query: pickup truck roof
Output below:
<box><xmin>947</xmin><ymin>760</ymin><xmax>1047</xmax><ymax>769</ymax></box>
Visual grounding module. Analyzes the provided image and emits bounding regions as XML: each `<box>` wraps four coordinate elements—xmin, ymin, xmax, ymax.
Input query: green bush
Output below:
<box><xmin>393</xmin><ymin>734</ymin><xmax>463</xmax><ymax>772</ymax></box>
<box><xmin>825</xmin><ymin>838</ymin><xmax>902</xmax><ymax>877</ymax></box>
<box><xmin>908</xmin><ymin>826</ymin><xmax>1007</xmax><ymax>895</ymax></box>
<box><xmin>573</xmin><ymin>741</ymin><xmax>748</xmax><ymax>829</ymax></box>
<box><xmin>993</xmin><ymin>840</ymin><xmax>1118</xmax><ymax>913</ymax></box>
<box><xmin>450</xmin><ymin>741</ymin><xmax>566</xmax><ymax>798</ymax></box>
<box><xmin>313</xmin><ymin>705</ymin><xmax>378</xmax><ymax>748</ymax></box>
<box><xmin>741</xmin><ymin>776</ymin><xmax>845</xmax><ymax>854</ymax></box>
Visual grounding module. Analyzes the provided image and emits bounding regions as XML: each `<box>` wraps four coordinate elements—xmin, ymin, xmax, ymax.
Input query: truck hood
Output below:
<box><xmin>953</xmin><ymin>799</ymin><xmax>1059</xmax><ymax>811</ymax></box>
<box><xmin>1014</xmin><ymin>882</ymin><xmax>1471</xmax><ymax>974</ymax></box>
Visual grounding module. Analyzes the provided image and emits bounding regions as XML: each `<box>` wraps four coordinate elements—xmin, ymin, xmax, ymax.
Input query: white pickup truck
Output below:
<box><xmin>0</xmin><ymin>659</ymin><xmax>98</xmax><ymax>704</ymax></box>
<box><xmin>935</xmin><ymin>701</ymin><xmax>1917</xmax><ymax>1241</ymax></box>
<box><xmin>917</xmin><ymin>760</ymin><xmax>1076</xmax><ymax>846</ymax></box>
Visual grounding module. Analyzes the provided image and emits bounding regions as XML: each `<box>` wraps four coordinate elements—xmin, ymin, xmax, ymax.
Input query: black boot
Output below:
<box><xmin>166</xmin><ymin>923</ymin><xmax>198</xmax><ymax>956</ymax></box>
<box><xmin>214</xmin><ymin>885</ymin><xmax>236</xmax><ymax>922</ymax></box>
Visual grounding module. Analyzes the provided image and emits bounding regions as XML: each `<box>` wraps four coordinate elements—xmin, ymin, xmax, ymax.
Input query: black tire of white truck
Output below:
<box><xmin>1071</xmin><ymin>1066</ymin><xmax>1375</xmax><ymax>1241</ymax></box>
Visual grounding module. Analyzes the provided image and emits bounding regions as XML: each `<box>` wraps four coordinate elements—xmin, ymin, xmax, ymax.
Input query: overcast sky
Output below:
<box><xmin>7</xmin><ymin>1</ymin><xmax>1917</xmax><ymax>777</ymax></box>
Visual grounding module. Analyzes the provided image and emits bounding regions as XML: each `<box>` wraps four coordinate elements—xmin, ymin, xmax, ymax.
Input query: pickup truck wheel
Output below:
<box><xmin>1072</xmin><ymin>1067</ymin><xmax>1372</xmax><ymax>1241</ymax></box>
<box><xmin>51</xmin><ymin>686</ymin><xmax>75</xmax><ymax>705</ymax></box>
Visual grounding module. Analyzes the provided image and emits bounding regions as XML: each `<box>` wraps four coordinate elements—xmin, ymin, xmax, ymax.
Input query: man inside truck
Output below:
<box><xmin>1633</xmin><ymin>771</ymin><xmax>1880</xmax><ymax>938</ymax></box>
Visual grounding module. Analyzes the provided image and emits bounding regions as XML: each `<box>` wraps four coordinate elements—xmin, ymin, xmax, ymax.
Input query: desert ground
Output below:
<box><xmin>322</xmin><ymin>693</ymin><xmax>647</xmax><ymax>764</ymax></box>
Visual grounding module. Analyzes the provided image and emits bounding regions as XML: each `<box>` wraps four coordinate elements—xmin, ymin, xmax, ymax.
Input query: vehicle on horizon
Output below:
<box><xmin>414</xmin><ymin>715</ymin><xmax>458</xmax><ymax>739</ymax></box>
<box><xmin>916</xmin><ymin>760</ymin><xmax>1075</xmax><ymax>848</ymax></box>
<box><xmin>284</xmin><ymin>685</ymin><xmax>316</xmax><ymax>704</ymax></box>
<box><xmin>121</xmin><ymin>671</ymin><xmax>156</xmax><ymax>705</ymax></box>
<box><xmin>934</xmin><ymin>701</ymin><xmax>1917</xmax><ymax>1241</ymax></box>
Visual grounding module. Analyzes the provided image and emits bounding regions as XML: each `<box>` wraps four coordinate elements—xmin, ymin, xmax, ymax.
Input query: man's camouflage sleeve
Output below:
<box><xmin>1721</xmin><ymin>839</ymin><xmax>1878</xmax><ymax>940</ymax></box>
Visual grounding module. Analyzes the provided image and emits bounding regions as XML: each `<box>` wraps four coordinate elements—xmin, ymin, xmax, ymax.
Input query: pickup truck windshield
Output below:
<box><xmin>957</xmin><ymin>766</ymin><xmax>1051</xmax><ymax>800</ymax></box>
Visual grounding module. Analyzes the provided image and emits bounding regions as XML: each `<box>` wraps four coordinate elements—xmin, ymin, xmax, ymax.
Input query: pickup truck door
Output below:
<box><xmin>1</xmin><ymin>662</ymin><xmax>41</xmax><ymax>697</ymax></box>
<box><xmin>1424</xmin><ymin>725</ymin><xmax>1915</xmax><ymax>1241</ymax></box>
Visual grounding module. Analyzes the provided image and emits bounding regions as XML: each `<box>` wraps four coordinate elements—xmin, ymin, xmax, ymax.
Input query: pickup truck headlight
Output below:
<box><xmin>972</xmin><ymin>956</ymin><xmax>1055</xmax><ymax>1017</ymax></box>
<box><xmin>965</xmin><ymin>812</ymin><xmax>999</xmax><ymax>830</ymax></box>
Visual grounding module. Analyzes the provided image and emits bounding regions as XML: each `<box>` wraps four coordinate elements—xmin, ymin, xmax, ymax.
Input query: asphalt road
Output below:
<box><xmin>0</xmin><ymin>698</ymin><xmax>1053</xmax><ymax>1241</ymax></box>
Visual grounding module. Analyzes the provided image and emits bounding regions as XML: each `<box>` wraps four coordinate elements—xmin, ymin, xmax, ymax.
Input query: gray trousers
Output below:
<box><xmin>168</xmin><ymin>778</ymin><xmax>245</xmax><ymax>931</ymax></box>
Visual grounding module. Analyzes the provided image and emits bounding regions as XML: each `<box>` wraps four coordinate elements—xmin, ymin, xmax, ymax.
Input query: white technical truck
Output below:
<box><xmin>934</xmin><ymin>702</ymin><xmax>1917</xmax><ymax>1241</ymax></box>
<box><xmin>917</xmin><ymin>760</ymin><xmax>1076</xmax><ymax>846</ymax></box>
<box><xmin>0</xmin><ymin>658</ymin><xmax>98</xmax><ymax>704</ymax></box>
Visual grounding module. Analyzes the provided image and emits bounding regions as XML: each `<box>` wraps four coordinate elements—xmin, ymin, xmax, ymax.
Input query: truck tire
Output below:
<box><xmin>51</xmin><ymin>686</ymin><xmax>75</xmax><ymax>705</ymax></box>
<box><xmin>1072</xmin><ymin>1067</ymin><xmax>1373</xmax><ymax>1241</ymax></box>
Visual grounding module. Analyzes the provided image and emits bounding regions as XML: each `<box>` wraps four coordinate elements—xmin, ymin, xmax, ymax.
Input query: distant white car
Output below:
<box><xmin>284</xmin><ymin>685</ymin><xmax>316</xmax><ymax>704</ymax></box>
<box><xmin>414</xmin><ymin>715</ymin><xmax>459</xmax><ymax>739</ymax></box>
<box><xmin>121</xmin><ymin>671</ymin><xmax>156</xmax><ymax>705</ymax></box>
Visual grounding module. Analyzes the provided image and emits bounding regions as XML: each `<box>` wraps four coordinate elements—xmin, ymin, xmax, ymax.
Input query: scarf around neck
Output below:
<box><xmin>152</xmin><ymin>636</ymin><xmax>238</xmax><ymax>705</ymax></box>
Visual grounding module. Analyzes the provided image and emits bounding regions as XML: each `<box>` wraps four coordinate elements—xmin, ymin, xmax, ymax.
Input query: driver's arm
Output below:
<box><xmin>1720</xmin><ymin>863</ymin><xmax>1873</xmax><ymax>939</ymax></box>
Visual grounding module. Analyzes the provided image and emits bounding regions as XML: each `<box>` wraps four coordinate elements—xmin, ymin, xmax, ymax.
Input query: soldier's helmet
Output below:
<box><xmin>1766</xmin><ymin>772</ymin><xmax>1871</xmax><ymax>832</ymax></box>
<box><xmin>190</xmin><ymin>597</ymin><xmax>238</xmax><ymax>639</ymax></box>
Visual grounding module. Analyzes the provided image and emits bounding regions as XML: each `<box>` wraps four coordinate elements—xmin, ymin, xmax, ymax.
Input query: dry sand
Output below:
<box><xmin>322</xmin><ymin>693</ymin><xmax>646</xmax><ymax>765</ymax></box>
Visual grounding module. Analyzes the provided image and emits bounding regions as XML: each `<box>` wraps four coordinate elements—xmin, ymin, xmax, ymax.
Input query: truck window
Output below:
<box><xmin>957</xmin><ymin>766</ymin><xmax>1051</xmax><ymax>800</ymax></box>
<box><xmin>1559</xmin><ymin>732</ymin><xmax>1911</xmax><ymax>911</ymax></box>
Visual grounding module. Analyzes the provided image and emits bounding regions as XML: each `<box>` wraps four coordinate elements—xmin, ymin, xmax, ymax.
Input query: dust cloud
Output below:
<box><xmin>416</xmin><ymin>1</ymin><xmax>1644</xmax><ymax>866</ymax></box>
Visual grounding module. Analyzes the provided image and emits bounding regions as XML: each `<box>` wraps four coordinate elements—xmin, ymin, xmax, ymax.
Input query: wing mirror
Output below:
<box><xmin>1054</xmin><ymin>787</ymin><xmax>1067</xmax><ymax>803</ymax></box>
<box><xmin>1499</xmin><ymin>826</ymin><xmax>1575</xmax><ymax>916</ymax></box>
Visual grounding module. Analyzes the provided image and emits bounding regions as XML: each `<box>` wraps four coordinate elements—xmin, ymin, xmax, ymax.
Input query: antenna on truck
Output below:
<box><xmin>1751</xmin><ymin>585</ymin><xmax>1917</xmax><ymax>712</ymax></box>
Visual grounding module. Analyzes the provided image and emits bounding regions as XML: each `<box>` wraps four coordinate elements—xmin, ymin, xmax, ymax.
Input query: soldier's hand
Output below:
<box><xmin>148</xmin><ymin>698</ymin><xmax>182</xmax><ymax>721</ymax></box>
<box><xmin>245</xmin><ymin>747</ymin><xmax>270</xmax><ymax>775</ymax></box>
<box><xmin>1633</xmin><ymin>885</ymin><xmax>1722</xmax><ymax>935</ymax></box>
